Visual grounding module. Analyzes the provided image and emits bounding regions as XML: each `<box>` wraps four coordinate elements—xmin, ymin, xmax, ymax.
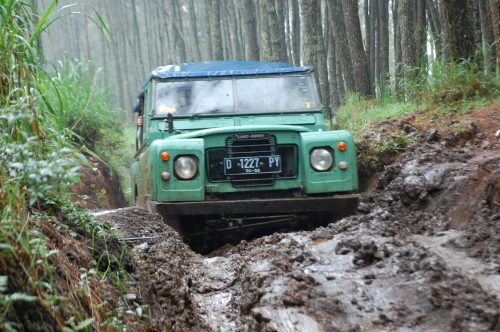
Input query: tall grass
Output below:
<box><xmin>336</xmin><ymin>57</ymin><xmax>500</xmax><ymax>132</ymax></box>
<box><xmin>0</xmin><ymin>1</ymin><xmax>128</xmax><ymax>330</ymax></box>
<box><xmin>407</xmin><ymin>58</ymin><xmax>499</xmax><ymax>108</ymax></box>
<box><xmin>0</xmin><ymin>1</ymin><xmax>75</xmax><ymax>329</ymax></box>
<box><xmin>335</xmin><ymin>57</ymin><xmax>500</xmax><ymax>173</ymax></box>
<box><xmin>334</xmin><ymin>92</ymin><xmax>417</xmax><ymax>132</ymax></box>
<box><xmin>41</xmin><ymin>60</ymin><xmax>122</xmax><ymax>155</ymax></box>
<box><xmin>39</xmin><ymin>59</ymin><xmax>134</xmax><ymax>203</ymax></box>
<box><xmin>0</xmin><ymin>0</ymin><xmax>39</xmax><ymax>101</ymax></box>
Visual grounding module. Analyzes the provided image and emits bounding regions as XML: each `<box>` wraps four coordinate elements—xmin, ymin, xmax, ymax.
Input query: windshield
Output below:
<box><xmin>153</xmin><ymin>74</ymin><xmax>321</xmax><ymax>116</ymax></box>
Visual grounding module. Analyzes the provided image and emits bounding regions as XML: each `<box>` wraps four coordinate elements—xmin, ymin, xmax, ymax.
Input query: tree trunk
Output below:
<box><xmin>299</xmin><ymin>0</ymin><xmax>326</xmax><ymax>101</ymax></box>
<box><xmin>469</xmin><ymin>0</ymin><xmax>483</xmax><ymax>45</ymax></box>
<box><xmin>290</xmin><ymin>0</ymin><xmax>301</xmax><ymax>65</ymax></box>
<box><xmin>363</xmin><ymin>0</ymin><xmax>369</xmax><ymax>51</ymax></box>
<box><xmin>267</xmin><ymin>0</ymin><xmax>288</xmax><ymax>62</ymax></box>
<box><xmin>328</xmin><ymin>0</ymin><xmax>356</xmax><ymax>93</ymax></box>
<box><xmin>274</xmin><ymin>0</ymin><xmax>289</xmax><ymax>61</ymax></box>
<box><xmin>102</xmin><ymin>1</ymin><xmax>126</xmax><ymax>111</ymax></box>
<box><xmin>226</xmin><ymin>0</ymin><xmax>242</xmax><ymax>59</ymax></box>
<box><xmin>327</xmin><ymin>21</ymin><xmax>340</xmax><ymax>109</ymax></box>
<box><xmin>426</xmin><ymin>0</ymin><xmax>443</xmax><ymax>59</ymax></box>
<box><xmin>242</xmin><ymin>0</ymin><xmax>259</xmax><ymax>60</ymax></box>
<box><xmin>221</xmin><ymin>5</ymin><xmax>231</xmax><ymax>59</ymax></box>
<box><xmin>159</xmin><ymin>1</ymin><xmax>178</xmax><ymax>62</ymax></box>
<box><xmin>152</xmin><ymin>2</ymin><xmax>165</xmax><ymax>64</ymax></box>
<box><xmin>258</xmin><ymin>0</ymin><xmax>272</xmax><ymax>60</ymax></box>
<box><xmin>490</xmin><ymin>0</ymin><xmax>500</xmax><ymax>66</ymax></box>
<box><xmin>143</xmin><ymin>1</ymin><xmax>154</xmax><ymax>69</ymax></box>
<box><xmin>184</xmin><ymin>0</ymin><xmax>202</xmax><ymax>61</ymax></box>
<box><xmin>210</xmin><ymin>0</ymin><xmax>223</xmax><ymax>59</ymax></box>
<box><xmin>367</xmin><ymin>0</ymin><xmax>376</xmax><ymax>88</ymax></box>
<box><xmin>441</xmin><ymin>0</ymin><xmax>475</xmax><ymax>61</ymax></box>
<box><xmin>399</xmin><ymin>0</ymin><xmax>418</xmax><ymax>94</ymax></box>
<box><xmin>283</xmin><ymin>0</ymin><xmax>293</xmax><ymax>61</ymax></box>
<box><xmin>342</xmin><ymin>0</ymin><xmax>373</xmax><ymax>98</ymax></box>
<box><xmin>131</xmin><ymin>0</ymin><xmax>146</xmax><ymax>74</ymax></box>
<box><xmin>201</xmin><ymin>0</ymin><xmax>213</xmax><ymax>60</ymax></box>
<box><xmin>335</xmin><ymin>36</ymin><xmax>346</xmax><ymax>101</ymax></box>
<box><xmin>377</xmin><ymin>0</ymin><xmax>389</xmax><ymax>90</ymax></box>
<box><xmin>415</xmin><ymin>0</ymin><xmax>427</xmax><ymax>68</ymax></box>
<box><xmin>479</xmin><ymin>0</ymin><xmax>495</xmax><ymax>72</ymax></box>
<box><xmin>316</xmin><ymin>2</ymin><xmax>329</xmax><ymax>111</ymax></box>
<box><xmin>236</xmin><ymin>0</ymin><xmax>245</xmax><ymax>49</ymax></box>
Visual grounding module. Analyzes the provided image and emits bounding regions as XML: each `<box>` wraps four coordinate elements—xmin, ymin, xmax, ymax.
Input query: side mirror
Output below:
<box><xmin>132</xmin><ymin>99</ymin><xmax>141</xmax><ymax>114</ymax></box>
<box><xmin>166</xmin><ymin>112</ymin><xmax>174</xmax><ymax>134</ymax></box>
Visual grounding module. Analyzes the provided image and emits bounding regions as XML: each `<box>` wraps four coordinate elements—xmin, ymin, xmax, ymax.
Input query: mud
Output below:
<box><xmin>72</xmin><ymin>158</ymin><xmax>126</xmax><ymax>210</ymax></box>
<box><xmin>96</xmin><ymin>127</ymin><xmax>499</xmax><ymax>331</ymax></box>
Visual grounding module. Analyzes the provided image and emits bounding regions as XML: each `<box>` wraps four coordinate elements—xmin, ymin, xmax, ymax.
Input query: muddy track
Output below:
<box><xmin>96</xmin><ymin>137</ymin><xmax>499</xmax><ymax>331</ymax></box>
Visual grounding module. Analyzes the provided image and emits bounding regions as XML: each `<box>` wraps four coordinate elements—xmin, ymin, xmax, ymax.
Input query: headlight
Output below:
<box><xmin>174</xmin><ymin>156</ymin><xmax>198</xmax><ymax>180</ymax></box>
<box><xmin>310</xmin><ymin>148</ymin><xmax>333</xmax><ymax>171</ymax></box>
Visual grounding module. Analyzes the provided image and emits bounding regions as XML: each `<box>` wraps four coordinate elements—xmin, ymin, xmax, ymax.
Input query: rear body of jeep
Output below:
<box><xmin>131</xmin><ymin>61</ymin><xmax>358</xmax><ymax>247</ymax></box>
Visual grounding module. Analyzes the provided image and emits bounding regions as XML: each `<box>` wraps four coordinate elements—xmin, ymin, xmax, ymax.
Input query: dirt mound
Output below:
<box><xmin>96</xmin><ymin>208</ymin><xmax>208</xmax><ymax>330</ymax></box>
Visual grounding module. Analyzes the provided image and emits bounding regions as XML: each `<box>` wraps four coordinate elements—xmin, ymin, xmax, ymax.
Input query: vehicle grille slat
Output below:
<box><xmin>206</xmin><ymin>133</ymin><xmax>298</xmax><ymax>187</ymax></box>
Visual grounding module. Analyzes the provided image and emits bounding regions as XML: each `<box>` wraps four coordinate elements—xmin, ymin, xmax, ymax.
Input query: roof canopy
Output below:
<box><xmin>150</xmin><ymin>61</ymin><xmax>313</xmax><ymax>79</ymax></box>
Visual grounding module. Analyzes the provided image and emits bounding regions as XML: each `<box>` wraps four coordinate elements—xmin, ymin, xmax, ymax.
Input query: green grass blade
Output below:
<box><xmin>94</xmin><ymin>10</ymin><xmax>114</xmax><ymax>42</ymax></box>
<box><xmin>29</xmin><ymin>0</ymin><xmax>58</xmax><ymax>44</ymax></box>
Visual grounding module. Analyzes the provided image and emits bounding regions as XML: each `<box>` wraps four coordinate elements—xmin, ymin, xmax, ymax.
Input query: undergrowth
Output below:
<box><xmin>39</xmin><ymin>59</ymin><xmax>134</xmax><ymax>203</ymax></box>
<box><xmin>336</xmin><ymin>58</ymin><xmax>500</xmax><ymax>169</ymax></box>
<box><xmin>0</xmin><ymin>1</ymin><xmax>132</xmax><ymax>330</ymax></box>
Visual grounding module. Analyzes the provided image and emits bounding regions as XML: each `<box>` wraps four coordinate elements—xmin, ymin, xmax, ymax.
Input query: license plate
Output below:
<box><xmin>224</xmin><ymin>155</ymin><xmax>282</xmax><ymax>175</ymax></box>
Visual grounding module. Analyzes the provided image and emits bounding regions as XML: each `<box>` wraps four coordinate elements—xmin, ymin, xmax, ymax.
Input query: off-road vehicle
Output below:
<box><xmin>131</xmin><ymin>61</ymin><xmax>358</xmax><ymax>249</ymax></box>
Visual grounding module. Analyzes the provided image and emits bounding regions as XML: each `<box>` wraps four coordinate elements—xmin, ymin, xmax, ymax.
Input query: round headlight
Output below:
<box><xmin>310</xmin><ymin>148</ymin><xmax>333</xmax><ymax>171</ymax></box>
<box><xmin>174</xmin><ymin>156</ymin><xmax>198</xmax><ymax>180</ymax></box>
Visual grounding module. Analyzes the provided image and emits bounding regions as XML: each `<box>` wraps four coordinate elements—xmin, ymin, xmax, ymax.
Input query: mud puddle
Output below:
<box><xmin>96</xmin><ymin>136</ymin><xmax>499</xmax><ymax>331</ymax></box>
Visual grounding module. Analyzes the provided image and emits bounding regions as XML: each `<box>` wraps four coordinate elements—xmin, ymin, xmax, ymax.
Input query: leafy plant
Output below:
<box><xmin>0</xmin><ymin>1</ymin><xmax>134</xmax><ymax>330</ymax></box>
<box><xmin>39</xmin><ymin>58</ymin><xmax>135</xmax><ymax>203</ymax></box>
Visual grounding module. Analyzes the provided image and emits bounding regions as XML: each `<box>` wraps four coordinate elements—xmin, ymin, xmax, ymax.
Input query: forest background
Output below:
<box><xmin>38</xmin><ymin>0</ymin><xmax>500</xmax><ymax>120</ymax></box>
<box><xmin>1</xmin><ymin>0</ymin><xmax>499</xmax><ymax>329</ymax></box>
<box><xmin>34</xmin><ymin>0</ymin><xmax>500</xmax><ymax>202</ymax></box>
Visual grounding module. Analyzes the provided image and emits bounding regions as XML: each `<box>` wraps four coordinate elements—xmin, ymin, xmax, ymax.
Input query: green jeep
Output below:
<box><xmin>131</xmin><ymin>61</ymin><xmax>358</xmax><ymax>249</ymax></box>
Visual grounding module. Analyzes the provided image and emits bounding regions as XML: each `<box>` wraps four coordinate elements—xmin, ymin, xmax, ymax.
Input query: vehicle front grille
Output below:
<box><xmin>206</xmin><ymin>133</ymin><xmax>297</xmax><ymax>187</ymax></box>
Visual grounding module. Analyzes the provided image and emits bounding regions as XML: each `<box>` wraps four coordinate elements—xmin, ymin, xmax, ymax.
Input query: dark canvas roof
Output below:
<box><xmin>150</xmin><ymin>61</ymin><xmax>313</xmax><ymax>79</ymax></box>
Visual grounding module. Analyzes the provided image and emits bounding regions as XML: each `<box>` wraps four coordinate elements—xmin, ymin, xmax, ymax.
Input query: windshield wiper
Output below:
<box><xmin>191</xmin><ymin>109</ymin><xmax>222</xmax><ymax>118</ymax></box>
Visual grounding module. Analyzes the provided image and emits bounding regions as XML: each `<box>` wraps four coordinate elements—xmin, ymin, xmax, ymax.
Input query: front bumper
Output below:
<box><xmin>154</xmin><ymin>194</ymin><xmax>358</xmax><ymax>217</ymax></box>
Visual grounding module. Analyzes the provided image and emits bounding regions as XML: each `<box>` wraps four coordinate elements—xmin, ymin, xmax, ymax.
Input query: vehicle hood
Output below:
<box><xmin>166</xmin><ymin>124</ymin><xmax>311</xmax><ymax>139</ymax></box>
<box><xmin>157</xmin><ymin>112</ymin><xmax>321</xmax><ymax>133</ymax></box>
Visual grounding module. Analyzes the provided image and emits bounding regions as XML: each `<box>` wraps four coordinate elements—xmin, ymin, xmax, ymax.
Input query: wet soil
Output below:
<box><xmin>95</xmin><ymin>113</ymin><xmax>500</xmax><ymax>331</ymax></box>
<box><xmin>72</xmin><ymin>157</ymin><xmax>126</xmax><ymax>209</ymax></box>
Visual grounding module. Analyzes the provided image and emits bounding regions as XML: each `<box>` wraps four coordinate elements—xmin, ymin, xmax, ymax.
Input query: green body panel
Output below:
<box><xmin>133</xmin><ymin>146</ymin><xmax>151</xmax><ymax>207</ymax></box>
<box><xmin>131</xmin><ymin>74</ymin><xmax>358</xmax><ymax>210</ymax></box>
<box><xmin>299</xmin><ymin>130</ymin><xmax>358</xmax><ymax>193</ymax></box>
<box><xmin>133</xmin><ymin>124</ymin><xmax>359</xmax><ymax>202</ymax></box>
<box><xmin>151</xmin><ymin>139</ymin><xmax>205</xmax><ymax>202</ymax></box>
